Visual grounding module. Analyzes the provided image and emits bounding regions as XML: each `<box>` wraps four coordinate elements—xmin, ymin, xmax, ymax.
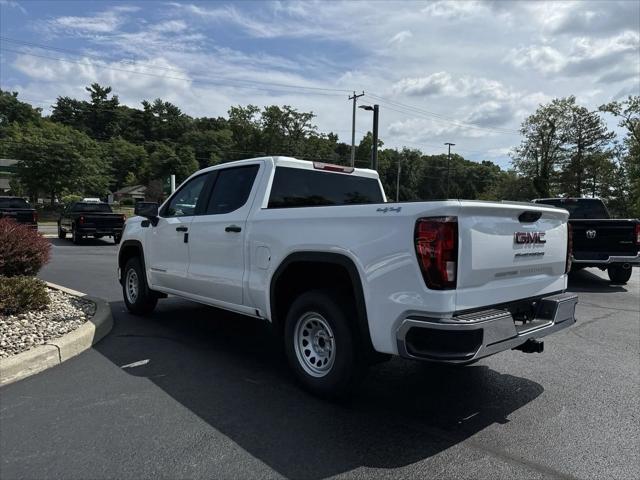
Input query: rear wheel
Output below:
<box><xmin>71</xmin><ymin>226</ymin><xmax>81</xmax><ymax>244</ymax></box>
<box><xmin>284</xmin><ymin>289</ymin><xmax>365</xmax><ymax>398</ymax></box>
<box><xmin>608</xmin><ymin>264</ymin><xmax>632</xmax><ymax>284</ymax></box>
<box><xmin>122</xmin><ymin>257</ymin><xmax>158</xmax><ymax>315</ymax></box>
<box><xmin>57</xmin><ymin>223</ymin><xmax>66</xmax><ymax>239</ymax></box>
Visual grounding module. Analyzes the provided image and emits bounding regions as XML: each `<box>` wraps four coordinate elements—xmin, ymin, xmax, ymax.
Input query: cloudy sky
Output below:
<box><xmin>1</xmin><ymin>0</ymin><xmax>639</xmax><ymax>168</ymax></box>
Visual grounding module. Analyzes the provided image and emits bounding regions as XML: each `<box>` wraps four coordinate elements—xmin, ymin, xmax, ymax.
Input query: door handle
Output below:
<box><xmin>176</xmin><ymin>226</ymin><xmax>188</xmax><ymax>232</ymax></box>
<box><xmin>225</xmin><ymin>225</ymin><xmax>242</xmax><ymax>233</ymax></box>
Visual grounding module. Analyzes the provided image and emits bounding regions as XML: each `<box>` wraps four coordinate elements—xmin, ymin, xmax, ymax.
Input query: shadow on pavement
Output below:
<box><xmin>567</xmin><ymin>268</ymin><xmax>627</xmax><ymax>293</ymax></box>
<box><xmin>96</xmin><ymin>299</ymin><xmax>544</xmax><ymax>479</ymax></box>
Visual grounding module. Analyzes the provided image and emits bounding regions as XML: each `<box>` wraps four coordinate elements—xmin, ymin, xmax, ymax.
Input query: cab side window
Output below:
<box><xmin>163</xmin><ymin>174</ymin><xmax>209</xmax><ymax>217</ymax></box>
<box><xmin>205</xmin><ymin>165</ymin><xmax>259</xmax><ymax>215</ymax></box>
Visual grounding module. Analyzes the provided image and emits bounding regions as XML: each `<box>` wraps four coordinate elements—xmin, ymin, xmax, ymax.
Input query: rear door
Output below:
<box><xmin>186</xmin><ymin>162</ymin><xmax>262</xmax><ymax>306</ymax></box>
<box><xmin>455</xmin><ymin>202</ymin><xmax>569</xmax><ymax>310</ymax></box>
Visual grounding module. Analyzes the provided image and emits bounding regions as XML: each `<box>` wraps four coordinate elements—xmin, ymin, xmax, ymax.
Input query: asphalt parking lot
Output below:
<box><xmin>1</xmin><ymin>236</ymin><xmax>638</xmax><ymax>479</ymax></box>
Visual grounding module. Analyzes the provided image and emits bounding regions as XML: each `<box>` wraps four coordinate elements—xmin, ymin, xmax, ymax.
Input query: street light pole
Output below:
<box><xmin>444</xmin><ymin>142</ymin><xmax>455</xmax><ymax>198</ymax></box>
<box><xmin>372</xmin><ymin>104</ymin><xmax>379</xmax><ymax>171</ymax></box>
<box><xmin>358</xmin><ymin>104</ymin><xmax>380</xmax><ymax>171</ymax></box>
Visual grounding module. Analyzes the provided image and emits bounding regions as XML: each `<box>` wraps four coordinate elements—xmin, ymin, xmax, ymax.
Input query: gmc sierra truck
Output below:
<box><xmin>118</xmin><ymin>157</ymin><xmax>577</xmax><ymax>397</ymax></box>
<box><xmin>532</xmin><ymin>198</ymin><xmax>639</xmax><ymax>284</ymax></box>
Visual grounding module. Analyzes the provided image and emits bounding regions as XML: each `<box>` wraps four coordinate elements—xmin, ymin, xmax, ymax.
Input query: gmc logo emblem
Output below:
<box><xmin>514</xmin><ymin>232</ymin><xmax>546</xmax><ymax>244</ymax></box>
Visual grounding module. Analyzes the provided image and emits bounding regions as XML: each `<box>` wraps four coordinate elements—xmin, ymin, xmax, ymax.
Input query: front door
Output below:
<box><xmin>146</xmin><ymin>173</ymin><xmax>210</xmax><ymax>293</ymax></box>
<box><xmin>187</xmin><ymin>163</ymin><xmax>262</xmax><ymax>306</ymax></box>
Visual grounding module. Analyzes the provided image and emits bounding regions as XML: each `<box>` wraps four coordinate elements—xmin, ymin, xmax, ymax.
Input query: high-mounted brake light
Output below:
<box><xmin>415</xmin><ymin>216</ymin><xmax>458</xmax><ymax>290</ymax></box>
<box><xmin>313</xmin><ymin>162</ymin><xmax>354</xmax><ymax>174</ymax></box>
<box><xmin>566</xmin><ymin>223</ymin><xmax>573</xmax><ymax>274</ymax></box>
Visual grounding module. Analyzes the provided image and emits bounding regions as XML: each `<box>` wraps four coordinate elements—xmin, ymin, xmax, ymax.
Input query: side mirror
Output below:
<box><xmin>134</xmin><ymin>202</ymin><xmax>159</xmax><ymax>218</ymax></box>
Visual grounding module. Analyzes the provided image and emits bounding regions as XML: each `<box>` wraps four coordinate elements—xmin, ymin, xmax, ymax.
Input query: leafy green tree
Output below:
<box><xmin>0</xmin><ymin>90</ymin><xmax>42</xmax><ymax>125</ymax></box>
<box><xmin>3</xmin><ymin>120</ymin><xmax>110</xmax><ymax>204</ymax></box>
<box><xmin>102</xmin><ymin>137</ymin><xmax>148</xmax><ymax>191</ymax></box>
<box><xmin>180</xmin><ymin>128</ymin><xmax>233</xmax><ymax>168</ymax></box>
<box><xmin>512</xmin><ymin>97</ymin><xmax>573</xmax><ymax>197</ymax></box>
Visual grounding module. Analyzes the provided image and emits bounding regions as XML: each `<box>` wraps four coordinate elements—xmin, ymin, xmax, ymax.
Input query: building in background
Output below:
<box><xmin>113</xmin><ymin>185</ymin><xmax>146</xmax><ymax>203</ymax></box>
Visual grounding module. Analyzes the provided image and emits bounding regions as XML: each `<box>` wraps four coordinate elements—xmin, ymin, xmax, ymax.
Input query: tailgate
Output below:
<box><xmin>455</xmin><ymin>202</ymin><xmax>568</xmax><ymax>310</ymax></box>
<box><xmin>82</xmin><ymin>214</ymin><xmax>124</xmax><ymax>228</ymax></box>
<box><xmin>1</xmin><ymin>209</ymin><xmax>35</xmax><ymax>224</ymax></box>
<box><xmin>571</xmin><ymin>219</ymin><xmax>638</xmax><ymax>258</ymax></box>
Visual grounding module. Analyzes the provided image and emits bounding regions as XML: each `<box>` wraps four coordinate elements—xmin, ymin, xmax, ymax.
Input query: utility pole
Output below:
<box><xmin>444</xmin><ymin>142</ymin><xmax>455</xmax><ymax>198</ymax></box>
<box><xmin>396</xmin><ymin>155</ymin><xmax>401</xmax><ymax>202</ymax></box>
<box><xmin>349</xmin><ymin>91</ymin><xmax>365</xmax><ymax>167</ymax></box>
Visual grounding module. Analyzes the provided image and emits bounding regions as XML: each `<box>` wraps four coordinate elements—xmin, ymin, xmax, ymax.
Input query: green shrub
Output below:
<box><xmin>0</xmin><ymin>276</ymin><xmax>50</xmax><ymax>315</ymax></box>
<box><xmin>120</xmin><ymin>197</ymin><xmax>135</xmax><ymax>206</ymax></box>
<box><xmin>0</xmin><ymin>218</ymin><xmax>51</xmax><ymax>276</ymax></box>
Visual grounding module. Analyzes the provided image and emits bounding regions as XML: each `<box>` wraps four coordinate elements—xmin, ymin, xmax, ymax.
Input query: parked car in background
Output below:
<box><xmin>0</xmin><ymin>196</ymin><xmax>37</xmax><ymax>228</ymax></box>
<box><xmin>58</xmin><ymin>201</ymin><xmax>125</xmax><ymax>244</ymax></box>
<box><xmin>118</xmin><ymin>156</ymin><xmax>577</xmax><ymax>397</ymax></box>
<box><xmin>532</xmin><ymin>197</ymin><xmax>639</xmax><ymax>284</ymax></box>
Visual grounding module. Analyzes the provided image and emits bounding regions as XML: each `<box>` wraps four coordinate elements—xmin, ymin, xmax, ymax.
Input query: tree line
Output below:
<box><xmin>0</xmin><ymin>84</ymin><xmax>637</xmax><ymax>217</ymax></box>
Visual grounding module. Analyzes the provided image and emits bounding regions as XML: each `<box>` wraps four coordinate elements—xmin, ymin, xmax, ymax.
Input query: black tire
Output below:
<box><xmin>57</xmin><ymin>223</ymin><xmax>66</xmax><ymax>239</ymax></box>
<box><xmin>71</xmin><ymin>225</ymin><xmax>81</xmax><ymax>244</ymax></box>
<box><xmin>284</xmin><ymin>289</ymin><xmax>366</xmax><ymax>399</ymax></box>
<box><xmin>122</xmin><ymin>257</ymin><xmax>158</xmax><ymax>315</ymax></box>
<box><xmin>608</xmin><ymin>265</ymin><xmax>632</xmax><ymax>284</ymax></box>
<box><xmin>114</xmin><ymin>234</ymin><xmax>122</xmax><ymax>244</ymax></box>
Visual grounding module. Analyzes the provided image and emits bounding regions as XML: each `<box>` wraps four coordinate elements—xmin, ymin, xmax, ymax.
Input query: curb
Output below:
<box><xmin>0</xmin><ymin>283</ymin><xmax>113</xmax><ymax>386</ymax></box>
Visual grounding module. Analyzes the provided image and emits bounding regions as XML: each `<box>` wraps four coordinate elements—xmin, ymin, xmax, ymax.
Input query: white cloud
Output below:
<box><xmin>0</xmin><ymin>0</ymin><xmax>27</xmax><ymax>14</ymax></box>
<box><xmin>392</xmin><ymin>72</ymin><xmax>513</xmax><ymax>101</ymax></box>
<box><xmin>43</xmin><ymin>5</ymin><xmax>140</xmax><ymax>35</ymax></box>
<box><xmin>389</xmin><ymin>30</ymin><xmax>412</xmax><ymax>45</ymax></box>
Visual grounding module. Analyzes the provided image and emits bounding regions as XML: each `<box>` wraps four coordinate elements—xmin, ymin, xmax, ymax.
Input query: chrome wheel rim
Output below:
<box><xmin>125</xmin><ymin>269</ymin><xmax>139</xmax><ymax>304</ymax></box>
<box><xmin>294</xmin><ymin>312</ymin><xmax>335</xmax><ymax>377</ymax></box>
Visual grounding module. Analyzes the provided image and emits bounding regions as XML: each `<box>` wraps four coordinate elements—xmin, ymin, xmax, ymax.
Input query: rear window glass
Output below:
<box><xmin>268</xmin><ymin>167</ymin><xmax>384</xmax><ymax>208</ymax></box>
<box><xmin>535</xmin><ymin>199</ymin><xmax>609</xmax><ymax>219</ymax></box>
<box><xmin>71</xmin><ymin>203</ymin><xmax>113</xmax><ymax>213</ymax></box>
<box><xmin>0</xmin><ymin>197</ymin><xmax>30</xmax><ymax>209</ymax></box>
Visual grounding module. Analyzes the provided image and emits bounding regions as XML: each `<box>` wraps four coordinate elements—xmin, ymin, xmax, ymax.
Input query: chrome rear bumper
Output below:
<box><xmin>396</xmin><ymin>292</ymin><xmax>578</xmax><ymax>363</ymax></box>
<box><xmin>571</xmin><ymin>253</ymin><xmax>639</xmax><ymax>265</ymax></box>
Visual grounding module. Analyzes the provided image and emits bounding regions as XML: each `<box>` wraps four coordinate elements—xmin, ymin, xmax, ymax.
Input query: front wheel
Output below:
<box><xmin>122</xmin><ymin>257</ymin><xmax>158</xmax><ymax>315</ymax></box>
<box><xmin>284</xmin><ymin>289</ymin><xmax>365</xmax><ymax>398</ymax></box>
<box><xmin>608</xmin><ymin>264</ymin><xmax>632</xmax><ymax>284</ymax></box>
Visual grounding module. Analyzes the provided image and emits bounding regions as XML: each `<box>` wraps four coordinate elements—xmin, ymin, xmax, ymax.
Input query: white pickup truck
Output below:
<box><xmin>118</xmin><ymin>157</ymin><xmax>577</xmax><ymax>397</ymax></box>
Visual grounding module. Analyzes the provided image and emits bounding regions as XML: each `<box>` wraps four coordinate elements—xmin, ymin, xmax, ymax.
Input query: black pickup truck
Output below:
<box><xmin>58</xmin><ymin>202</ymin><xmax>125</xmax><ymax>244</ymax></box>
<box><xmin>532</xmin><ymin>198</ymin><xmax>639</xmax><ymax>284</ymax></box>
<box><xmin>0</xmin><ymin>196</ymin><xmax>37</xmax><ymax>228</ymax></box>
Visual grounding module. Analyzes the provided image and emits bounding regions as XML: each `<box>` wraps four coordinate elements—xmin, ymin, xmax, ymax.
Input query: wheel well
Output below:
<box><xmin>270</xmin><ymin>253</ymin><xmax>376</xmax><ymax>358</ymax></box>
<box><xmin>118</xmin><ymin>241</ymin><xmax>143</xmax><ymax>282</ymax></box>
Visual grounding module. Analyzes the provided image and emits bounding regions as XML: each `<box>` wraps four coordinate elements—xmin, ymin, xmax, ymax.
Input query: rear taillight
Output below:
<box><xmin>32</xmin><ymin>211</ymin><xmax>38</xmax><ymax>223</ymax></box>
<box><xmin>122</xmin><ymin>214</ymin><xmax>127</xmax><ymax>222</ymax></box>
<box><xmin>566</xmin><ymin>223</ymin><xmax>573</xmax><ymax>274</ymax></box>
<box><xmin>415</xmin><ymin>216</ymin><xmax>458</xmax><ymax>290</ymax></box>
<box><xmin>635</xmin><ymin>223</ymin><xmax>640</xmax><ymax>245</ymax></box>
<box><xmin>78</xmin><ymin>216</ymin><xmax>85</xmax><ymax>225</ymax></box>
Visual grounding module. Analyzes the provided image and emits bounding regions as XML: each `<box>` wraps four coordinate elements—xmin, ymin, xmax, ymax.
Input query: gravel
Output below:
<box><xmin>0</xmin><ymin>289</ymin><xmax>95</xmax><ymax>358</ymax></box>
